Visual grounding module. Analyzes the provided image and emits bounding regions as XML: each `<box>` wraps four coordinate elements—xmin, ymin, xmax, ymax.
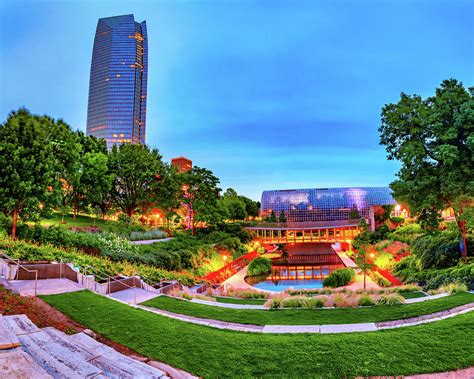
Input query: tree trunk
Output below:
<box><xmin>73</xmin><ymin>193</ymin><xmax>78</xmax><ymax>221</ymax></box>
<box><xmin>128</xmin><ymin>208</ymin><xmax>134</xmax><ymax>217</ymax></box>
<box><xmin>11</xmin><ymin>207</ymin><xmax>19</xmax><ymax>238</ymax></box>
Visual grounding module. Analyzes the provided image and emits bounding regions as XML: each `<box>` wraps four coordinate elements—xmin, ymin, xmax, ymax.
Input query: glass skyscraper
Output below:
<box><xmin>86</xmin><ymin>14</ymin><xmax>148</xmax><ymax>148</ymax></box>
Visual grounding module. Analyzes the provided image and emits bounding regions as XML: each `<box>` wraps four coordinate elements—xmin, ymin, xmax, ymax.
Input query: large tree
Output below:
<box><xmin>180</xmin><ymin>166</ymin><xmax>223</xmax><ymax>234</ymax></box>
<box><xmin>0</xmin><ymin>109</ymin><xmax>60</xmax><ymax>237</ymax></box>
<box><xmin>379</xmin><ymin>79</ymin><xmax>474</xmax><ymax>256</ymax></box>
<box><xmin>153</xmin><ymin>164</ymin><xmax>183</xmax><ymax>228</ymax></box>
<box><xmin>109</xmin><ymin>143</ymin><xmax>164</xmax><ymax>217</ymax></box>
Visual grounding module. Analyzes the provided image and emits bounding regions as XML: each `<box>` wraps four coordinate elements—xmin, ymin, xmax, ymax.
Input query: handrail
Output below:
<box><xmin>0</xmin><ymin>250</ymin><xmax>39</xmax><ymax>296</ymax></box>
<box><xmin>82</xmin><ymin>266</ymin><xmax>140</xmax><ymax>305</ymax></box>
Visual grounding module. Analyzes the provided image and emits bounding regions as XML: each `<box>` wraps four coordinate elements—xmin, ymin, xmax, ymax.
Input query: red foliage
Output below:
<box><xmin>202</xmin><ymin>251</ymin><xmax>260</xmax><ymax>284</ymax></box>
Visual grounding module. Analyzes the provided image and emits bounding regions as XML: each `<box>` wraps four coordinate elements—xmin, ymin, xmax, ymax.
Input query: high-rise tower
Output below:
<box><xmin>86</xmin><ymin>14</ymin><xmax>148</xmax><ymax>148</ymax></box>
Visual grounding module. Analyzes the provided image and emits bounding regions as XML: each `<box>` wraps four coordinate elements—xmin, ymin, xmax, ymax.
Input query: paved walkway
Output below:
<box><xmin>406</xmin><ymin>366</ymin><xmax>474</xmax><ymax>379</ymax></box>
<box><xmin>130</xmin><ymin>238</ymin><xmax>173</xmax><ymax>245</ymax></box>
<box><xmin>190</xmin><ymin>298</ymin><xmax>265</xmax><ymax>309</ymax></box>
<box><xmin>332</xmin><ymin>244</ymin><xmax>358</xmax><ymax>268</ymax></box>
<box><xmin>404</xmin><ymin>292</ymin><xmax>448</xmax><ymax>304</ymax></box>
<box><xmin>135</xmin><ymin>301</ymin><xmax>474</xmax><ymax>334</ymax></box>
<box><xmin>8</xmin><ymin>278</ymin><xmax>84</xmax><ymax>296</ymax></box>
<box><xmin>109</xmin><ymin>288</ymin><xmax>161</xmax><ymax>304</ymax></box>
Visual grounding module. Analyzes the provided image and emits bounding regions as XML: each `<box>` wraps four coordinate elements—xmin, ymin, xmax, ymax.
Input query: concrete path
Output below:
<box><xmin>136</xmin><ymin>301</ymin><xmax>474</xmax><ymax>334</ymax></box>
<box><xmin>0</xmin><ymin>348</ymin><xmax>52</xmax><ymax>379</ymax></box>
<box><xmin>130</xmin><ymin>237</ymin><xmax>173</xmax><ymax>245</ymax></box>
<box><xmin>191</xmin><ymin>298</ymin><xmax>265</xmax><ymax>309</ymax></box>
<box><xmin>9</xmin><ymin>278</ymin><xmax>84</xmax><ymax>296</ymax></box>
<box><xmin>404</xmin><ymin>292</ymin><xmax>448</xmax><ymax>304</ymax></box>
<box><xmin>332</xmin><ymin>244</ymin><xmax>358</xmax><ymax>268</ymax></box>
<box><xmin>109</xmin><ymin>288</ymin><xmax>161</xmax><ymax>304</ymax></box>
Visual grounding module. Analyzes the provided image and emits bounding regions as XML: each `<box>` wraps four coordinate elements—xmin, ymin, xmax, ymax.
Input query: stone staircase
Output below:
<box><xmin>0</xmin><ymin>314</ymin><xmax>169</xmax><ymax>378</ymax></box>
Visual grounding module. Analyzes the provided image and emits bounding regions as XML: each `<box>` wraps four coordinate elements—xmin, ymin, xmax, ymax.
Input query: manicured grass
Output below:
<box><xmin>214</xmin><ymin>296</ymin><xmax>267</xmax><ymax>305</ymax></box>
<box><xmin>142</xmin><ymin>292</ymin><xmax>474</xmax><ymax>325</ymax></box>
<box><xmin>39</xmin><ymin>213</ymin><xmax>137</xmax><ymax>235</ymax></box>
<box><xmin>42</xmin><ymin>291</ymin><xmax>474</xmax><ymax>378</ymax></box>
<box><xmin>401</xmin><ymin>291</ymin><xmax>428</xmax><ymax>299</ymax></box>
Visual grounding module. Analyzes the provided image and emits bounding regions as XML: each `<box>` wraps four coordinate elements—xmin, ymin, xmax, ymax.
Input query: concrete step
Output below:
<box><xmin>0</xmin><ymin>277</ymin><xmax>18</xmax><ymax>293</ymax></box>
<box><xmin>70</xmin><ymin>332</ymin><xmax>168</xmax><ymax>378</ymax></box>
<box><xmin>0</xmin><ymin>315</ymin><xmax>21</xmax><ymax>350</ymax></box>
<box><xmin>0</xmin><ymin>347</ymin><xmax>52</xmax><ymax>379</ymax></box>
<box><xmin>3</xmin><ymin>314</ymin><xmax>41</xmax><ymax>336</ymax></box>
<box><xmin>18</xmin><ymin>328</ymin><xmax>103</xmax><ymax>378</ymax></box>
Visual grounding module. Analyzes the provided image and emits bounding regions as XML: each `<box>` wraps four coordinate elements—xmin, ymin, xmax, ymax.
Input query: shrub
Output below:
<box><xmin>377</xmin><ymin>293</ymin><xmax>404</xmax><ymax>305</ymax></box>
<box><xmin>358</xmin><ymin>295</ymin><xmax>375</xmax><ymax>306</ymax></box>
<box><xmin>392</xmin><ymin>284</ymin><xmax>422</xmax><ymax>293</ymax></box>
<box><xmin>374</xmin><ymin>252</ymin><xmax>395</xmax><ymax>271</ymax></box>
<box><xmin>323</xmin><ymin>268</ymin><xmax>355</xmax><ymax>288</ymax></box>
<box><xmin>440</xmin><ymin>282</ymin><xmax>468</xmax><ymax>294</ymax></box>
<box><xmin>247</xmin><ymin>257</ymin><xmax>272</xmax><ymax>277</ymax></box>
<box><xmin>267</xmin><ymin>297</ymin><xmax>283</xmax><ymax>309</ymax></box>
<box><xmin>368</xmin><ymin>271</ymin><xmax>392</xmax><ymax>287</ymax></box>
<box><xmin>311</xmin><ymin>296</ymin><xmax>326</xmax><ymax>308</ymax></box>
<box><xmin>226</xmin><ymin>289</ymin><xmax>268</xmax><ymax>299</ymax></box>
<box><xmin>130</xmin><ymin>228</ymin><xmax>168</xmax><ymax>241</ymax></box>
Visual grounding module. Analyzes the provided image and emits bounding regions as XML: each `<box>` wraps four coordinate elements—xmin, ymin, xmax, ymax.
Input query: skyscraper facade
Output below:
<box><xmin>86</xmin><ymin>14</ymin><xmax>148</xmax><ymax>148</ymax></box>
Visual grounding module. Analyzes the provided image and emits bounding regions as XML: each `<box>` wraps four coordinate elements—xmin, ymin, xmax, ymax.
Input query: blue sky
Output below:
<box><xmin>1</xmin><ymin>0</ymin><xmax>473</xmax><ymax>200</ymax></box>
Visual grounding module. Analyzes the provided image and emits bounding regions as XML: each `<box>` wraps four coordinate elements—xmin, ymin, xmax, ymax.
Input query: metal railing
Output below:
<box><xmin>0</xmin><ymin>250</ymin><xmax>39</xmax><ymax>296</ymax></box>
<box><xmin>82</xmin><ymin>266</ymin><xmax>141</xmax><ymax>305</ymax></box>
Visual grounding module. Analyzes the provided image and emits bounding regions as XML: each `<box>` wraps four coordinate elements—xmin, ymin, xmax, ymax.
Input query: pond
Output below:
<box><xmin>245</xmin><ymin>243</ymin><xmax>345</xmax><ymax>292</ymax></box>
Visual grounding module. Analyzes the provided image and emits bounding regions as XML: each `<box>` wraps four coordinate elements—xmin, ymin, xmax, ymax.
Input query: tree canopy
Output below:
<box><xmin>379</xmin><ymin>79</ymin><xmax>473</xmax><ymax>255</ymax></box>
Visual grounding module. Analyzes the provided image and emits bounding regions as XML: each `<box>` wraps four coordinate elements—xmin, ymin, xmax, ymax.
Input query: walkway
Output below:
<box><xmin>109</xmin><ymin>288</ymin><xmax>161</xmax><ymax>304</ymax></box>
<box><xmin>191</xmin><ymin>298</ymin><xmax>265</xmax><ymax>310</ymax></box>
<box><xmin>8</xmin><ymin>278</ymin><xmax>84</xmax><ymax>296</ymax></box>
<box><xmin>331</xmin><ymin>244</ymin><xmax>358</xmax><ymax>268</ymax></box>
<box><xmin>136</xmin><ymin>302</ymin><xmax>474</xmax><ymax>334</ymax></box>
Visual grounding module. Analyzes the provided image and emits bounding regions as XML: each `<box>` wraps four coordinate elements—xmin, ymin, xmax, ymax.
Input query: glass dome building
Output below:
<box><xmin>248</xmin><ymin>187</ymin><xmax>397</xmax><ymax>244</ymax></box>
<box><xmin>260</xmin><ymin>187</ymin><xmax>396</xmax><ymax>222</ymax></box>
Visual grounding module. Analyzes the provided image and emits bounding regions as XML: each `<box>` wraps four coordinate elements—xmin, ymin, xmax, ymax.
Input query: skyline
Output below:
<box><xmin>1</xmin><ymin>0</ymin><xmax>473</xmax><ymax>200</ymax></box>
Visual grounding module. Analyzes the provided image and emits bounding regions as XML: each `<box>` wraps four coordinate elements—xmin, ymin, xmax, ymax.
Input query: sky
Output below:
<box><xmin>1</xmin><ymin>0</ymin><xmax>473</xmax><ymax>200</ymax></box>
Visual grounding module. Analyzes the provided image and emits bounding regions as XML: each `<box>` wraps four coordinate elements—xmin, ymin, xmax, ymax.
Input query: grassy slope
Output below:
<box><xmin>214</xmin><ymin>296</ymin><xmax>267</xmax><ymax>305</ymax></box>
<box><xmin>142</xmin><ymin>293</ymin><xmax>474</xmax><ymax>325</ymax></box>
<box><xmin>42</xmin><ymin>291</ymin><xmax>474</xmax><ymax>378</ymax></box>
<box><xmin>401</xmin><ymin>291</ymin><xmax>428</xmax><ymax>299</ymax></box>
<box><xmin>39</xmin><ymin>213</ymin><xmax>133</xmax><ymax>235</ymax></box>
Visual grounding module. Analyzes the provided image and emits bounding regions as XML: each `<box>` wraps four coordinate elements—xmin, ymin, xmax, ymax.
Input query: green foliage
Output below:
<box><xmin>268</xmin><ymin>210</ymin><xmax>277</xmax><ymax>223</ymax></box>
<box><xmin>358</xmin><ymin>295</ymin><xmax>375</xmax><ymax>306</ymax></box>
<box><xmin>411</xmin><ymin>233</ymin><xmax>463</xmax><ymax>269</ymax></box>
<box><xmin>130</xmin><ymin>228</ymin><xmax>168</xmax><ymax>241</ymax></box>
<box><xmin>323</xmin><ymin>268</ymin><xmax>355</xmax><ymax>288</ymax></box>
<box><xmin>0</xmin><ymin>109</ymin><xmax>64</xmax><ymax>236</ymax></box>
<box><xmin>109</xmin><ymin>143</ymin><xmax>164</xmax><ymax>217</ymax></box>
<box><xmin>278</xmin><ymin>210</ymin><xmax>287</xmax><ymax>223</ymax></box>
<box><xmin>379</xmin><ymin>79</ymin><xmax>474</xmax><ymax>248</ymax></box>
<box><xmin>374</xmin><ymin>252</ymin><xmax>396</xmax><ymax>271</ymax></box>
<box><xmin>376</xmin><ymin>293</ymin><xmax>404</xmax><ymax>305</ymax></box>
<box><xmin>368</xmin><ymin>271</ymin><xmax>392</xmax><ymax>287</ymax></box>
<box><xmin>349</xmin><ymin>205</ymin><xmax>360</xmax><ymax>219</ymax></box>
<box><xmin>389</xmin><ymin>223</ymin><xmax>426</xmax><ymax>243</ymax></box>
<box><xmin>440</xmin><ymin>282</ymin><xmax>468</xmax><ymax>294</ymax></box>
<box><xmin>247</xmin><ymin>257</ymin><xmax>272</xmax><ymax>277</ymax></box>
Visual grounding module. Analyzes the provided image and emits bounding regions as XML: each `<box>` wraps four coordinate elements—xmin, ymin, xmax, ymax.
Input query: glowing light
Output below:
<box><xmin>395</xmin><ymin>204</ymin><xmax>401</xmax><ymax>211</ymax></box>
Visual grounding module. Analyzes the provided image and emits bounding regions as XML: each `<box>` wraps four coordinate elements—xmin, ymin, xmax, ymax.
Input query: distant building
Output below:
<box><xmin>86</xmin><ymin>14</ymin><xmax>148</xmax><ymax>149</ymax></box>
<box><xmin>171</xmin><ymin>157</ymin><xmax>192</xmax><ymax>173</ymax></box>
<box><xmin>248</xmin><ymin>187</ymin><xmax>399</xmax><ymax>243</ymax></box>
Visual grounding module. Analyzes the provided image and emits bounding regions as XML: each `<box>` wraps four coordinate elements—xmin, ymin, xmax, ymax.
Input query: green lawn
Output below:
<box><xmin>42</xmin><ymin>291</ymin><xmax>474</xmax><ymax>378</ymax></box>
<box><xmin>214</xmin><ymin>296</ymin><xmax>267</xmax><ymax>305</ymax></box>
<box><xmin>142</xmin><ymin>292</ymin><xmax>474</xmax><ymax>325</ymax></box>
<box><xmin>401</xmin><ymin>291</ymin><xmax>428</xmax><ymax>299</ymax></box>
<box><xmin>39</xmin><ymin>213</ymin><xmax>139</xmax><ymax>235</ymax></box>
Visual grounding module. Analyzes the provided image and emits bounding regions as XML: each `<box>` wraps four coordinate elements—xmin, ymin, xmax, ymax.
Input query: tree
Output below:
<box><xmin>180</xmin><ymin>166</ymin><xmax>223</xmax><ymax>234</ymax></box>
<box><xmin>220</xmin><ymin>188</ymin><xmax>247</xmax><ymax>221</ymax></box>
<box><xmin>0</xmin><ymin>109</ymin><xmax>59</xmax><ymax>237</ymax></box>
<box><xmin>154</xmin><ymin>164</ymin><xmax>183</xmax><ymax>228</ymax></box>
<box><xmin>349</xmin><ymin>205</ymin><xmax>360</xmax><ymax>220</ymax></box>
<box><xmin>379</xmin><ymin>79</ymin><xmax>474</xmax><ymax>256</ymax></box>
<box><xmin>81</xmin><ymin>149</ymin><xmax>113</xmax><ymax>219</ymax></box>
<box><xmin>269</xmin><ymin>210</ymin><xmax>277</xmax><ymax>223</ymax></box>
<box><xmin>278</xmin><ymin>210</ymin><xmax>287</xmax><ymax>223</ymax></box>
<box><xmin>109</xmin><ymin>144</ymin><xmax>164</xmax><ymax>217</ymax></box>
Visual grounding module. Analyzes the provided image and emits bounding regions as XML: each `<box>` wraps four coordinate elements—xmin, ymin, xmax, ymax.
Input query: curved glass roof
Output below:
<box><xmin>261</xmin><ymin>187</ymin><xmax>396</xmax><ymax>222</ymax></box>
